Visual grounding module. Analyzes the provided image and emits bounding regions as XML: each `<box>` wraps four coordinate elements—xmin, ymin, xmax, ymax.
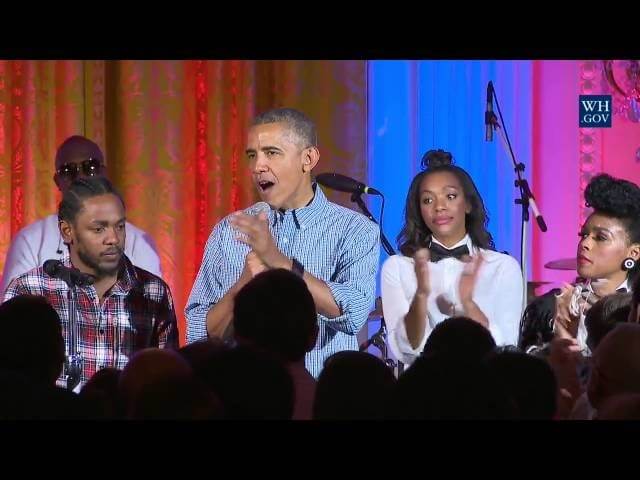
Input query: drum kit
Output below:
<box><xmin>363</xmin><ymin>256</ymin><xmax>577</xmax><ymax>376</ymax></box>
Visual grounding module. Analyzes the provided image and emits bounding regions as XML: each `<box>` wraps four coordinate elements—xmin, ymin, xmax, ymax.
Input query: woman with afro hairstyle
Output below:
<box><xmin>519</xmin><ymin>173</ymin><xmax>640</xmax><ymax>356</ymax></box>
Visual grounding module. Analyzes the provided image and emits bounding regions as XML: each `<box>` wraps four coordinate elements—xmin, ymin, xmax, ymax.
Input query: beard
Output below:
<box><xmin>77</xmin><ymin>247</ymin><xmax>123</xmax><ymax>278</ymax></box>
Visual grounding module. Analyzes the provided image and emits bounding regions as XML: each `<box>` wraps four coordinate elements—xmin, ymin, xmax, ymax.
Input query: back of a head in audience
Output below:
<box><xmin>588</xmin><ymin>323</ymin><xmax>640</xmax><ymax>410</ymax></box>
<box><xmin>0</xmin><ymin>369</ymin><xmax>90</xmax><ymax>420</ymax></box>
<box><xmin>0</xmin><ymin>370</ymin><xmax>40</xmax><ymax>419</ymax></box>
<box><xmin>485</xmin><ymin>348</ymin><xmax>557</xmax><ymax>419</ymax></box>
<box><xmin>129</xmin><ymin>375</ymin><xmax>224</xmax><ymax>420</ymax></box>
<box><xmin>585</xmin><ymin>292</ymin><xmax>632</xmax><ymax>352</ymax></box>
<box><xmin>0</xmin><ymin>295</ymin><xmax>65</xmax><ymax>386</ymax></box>
<box><xmin>596</xmin><ymin>393</ymin><xmax>640</xmax><ymax>420</ymax></box>
<box><xmin>80</xmin><ymin>367</ymin><xmax>122</xmax><ymax>419</ymax></box>
<box><xmin>178</xmin><ymin>337</ymin><xmax>228</xmax><ymax>372</ymax></box>
<box><xmin>313</xmin><ymin>351</ymin><xmax>396</xmax><ymax>420</ymax></box>
<box><xmin>389</xmin><ymin>354</ymin><xmax>516</xmax><ymax>419</ymax></box>
<box><xmin>196</xmin><ymin>345</ymin><xmax>294</xmax><ymax>420</ymax></box>
<box><xmin>233</xmin><ymin>268</ymin><xmax>318</xmax><ymax>363</ymax></box>
<box><xmin>421</xmin><ymin>316</ymin><xmax>496</xmax><ymax>362</ymax></box>
<box><xmin>118</xmin><ymin>348</ymin><xmax>193</xmax><ymax>416</ymax></box>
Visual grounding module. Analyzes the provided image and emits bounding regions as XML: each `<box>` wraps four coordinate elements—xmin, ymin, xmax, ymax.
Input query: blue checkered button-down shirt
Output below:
<box><xmin>185</xmin><ymin>184</ymin><xmax>380</xmax><ymax>378</ymax></box>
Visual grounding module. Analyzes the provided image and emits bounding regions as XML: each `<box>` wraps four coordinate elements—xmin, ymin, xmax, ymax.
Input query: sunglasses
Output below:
<box><xmin>56</xmin><ymin>157</ymin><xmax>103</xmax><ymax>180</ymax></box>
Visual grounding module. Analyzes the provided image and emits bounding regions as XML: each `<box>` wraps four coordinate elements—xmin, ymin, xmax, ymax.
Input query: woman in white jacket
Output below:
<box><xmin>381</xmin><ymin>149</ymin><xmax>523</xmax><ymax>367</ymax></box>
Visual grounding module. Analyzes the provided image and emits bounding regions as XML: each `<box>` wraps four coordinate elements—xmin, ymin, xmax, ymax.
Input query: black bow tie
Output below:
<box><xmin>428</xmin><ymin>243</ymin><xmax>470</xmax><ymax>263</ymax></box>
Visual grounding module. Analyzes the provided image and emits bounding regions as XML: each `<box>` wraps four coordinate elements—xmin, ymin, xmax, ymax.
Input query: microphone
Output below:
<box><xmin>529</xmin><ymin>197</ymin><xmax>548</xmax><ymax>232</ymax></box>
<box><xmin>315</xmin><ymin>173</ymin><xmax>381</xmax><ymax>196</ymax></box>
<box><xmin>43</xmin><ymin>260</ymin><xmax>95</xmax><ymax>287</ymax></box>
<box><xmin>234</xmin><ymin>202</ymin><xmax>272</xmax><ymax>242</ymax></box>
<box><xmin>485</xmin><ymin>81</ymin><xmax>494</xmax><ymax>142</ymax></box>
<box><xmin>243</xmin><ymin>201</ymin><xmax>271</xmax><ymax>216</ymax></box>
<box><xmin>517</xmin><ymin>179</ymin><xmax>548</xmax><ymax>233</ymax></box>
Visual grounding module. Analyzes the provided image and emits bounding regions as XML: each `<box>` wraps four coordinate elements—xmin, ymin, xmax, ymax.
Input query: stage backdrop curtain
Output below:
<box><xmin>0</xmin><ymin>60</ymin><xmax>368</xmax><ymax>344</ymax></box>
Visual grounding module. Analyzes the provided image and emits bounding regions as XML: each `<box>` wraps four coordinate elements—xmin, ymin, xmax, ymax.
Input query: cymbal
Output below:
<box><xmin>544</xmin><ymin>258</ymin><xmax>576</xmax><ymax>271</ymax></box>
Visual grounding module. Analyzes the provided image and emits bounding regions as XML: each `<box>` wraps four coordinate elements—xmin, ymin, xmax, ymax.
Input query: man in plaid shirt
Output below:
<box><xmin>3</xmin><ymin>176</ymin><xmax>178</xmax><ymax>391</ymax></box>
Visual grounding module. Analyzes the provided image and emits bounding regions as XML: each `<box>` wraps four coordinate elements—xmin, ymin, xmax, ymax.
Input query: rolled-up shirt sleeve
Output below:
<box><xmin>185</xmin><ymin>222</ymin><xmax>228</xmax><ymax>343</ymax></box>
<box><xmin>321</xmin><ymin>219</ymin><xmax>380</xmax><ymax>336</ymax></box>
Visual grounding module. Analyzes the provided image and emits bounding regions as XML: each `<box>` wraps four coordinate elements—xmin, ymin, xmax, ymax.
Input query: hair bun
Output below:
<box><xmin>584</xmin><ymin>173</ymin><xmax>640</xmax><ymax>218</ymax></box>
<box><xmin>421</xmin><ymin>149</ymin><xmax>454</xmax><ymax>170</ymax></box>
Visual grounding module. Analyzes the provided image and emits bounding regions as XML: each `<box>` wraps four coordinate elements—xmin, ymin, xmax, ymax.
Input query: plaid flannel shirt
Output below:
<box><xmin>3</xmin><ymin>254</ymin><xmax>178</xmax><ymax>390</ymax></box>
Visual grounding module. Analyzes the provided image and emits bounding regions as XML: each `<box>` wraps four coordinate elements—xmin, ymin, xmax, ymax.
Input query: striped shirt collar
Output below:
<box><xmin>270</xmin><ymin>182</ymin><xmax>329</xmax><ymax>230</ymax></box>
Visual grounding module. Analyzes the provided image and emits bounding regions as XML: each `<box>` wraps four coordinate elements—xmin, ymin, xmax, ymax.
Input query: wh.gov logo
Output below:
<box><xmin>579</xmin><ymin>95</ymin><xmax>612</xmax><ymax>128</ymax></box>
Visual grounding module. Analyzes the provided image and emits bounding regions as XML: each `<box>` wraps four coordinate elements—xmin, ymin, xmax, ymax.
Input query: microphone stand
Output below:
<box><xmin>351</xmin><ymin>192</ymin><xmax>403</xmax><ymax>376</ymax></box>
<box><xmin>351</xmin><ymin>193</ymin><xmax>395</xmax><ymax>256</ymax></box>
<box><xmin>55</xmin><ymin>268</ymin><xmax>84</xmax><ymax>392</ymax></box>
<box><xmin>486</xmin><ymin>81</ymin><xmax>547</xmax><ymax>314</ymax></box>
<box><xmin>65</xmin><ymin>285</ymin><xmax>83</xmax><ymax>391</ymax></box>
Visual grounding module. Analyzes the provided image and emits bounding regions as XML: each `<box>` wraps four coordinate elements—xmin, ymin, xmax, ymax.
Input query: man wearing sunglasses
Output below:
<box><xmin>3</xmin><ymin>176</ymin><xmax>178</xmax><ymax>392</ymax></box>
<box><xmin>1</xmin><ymin>136</ymin><xmax>162</xmax><ymax>293</ymax></box>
